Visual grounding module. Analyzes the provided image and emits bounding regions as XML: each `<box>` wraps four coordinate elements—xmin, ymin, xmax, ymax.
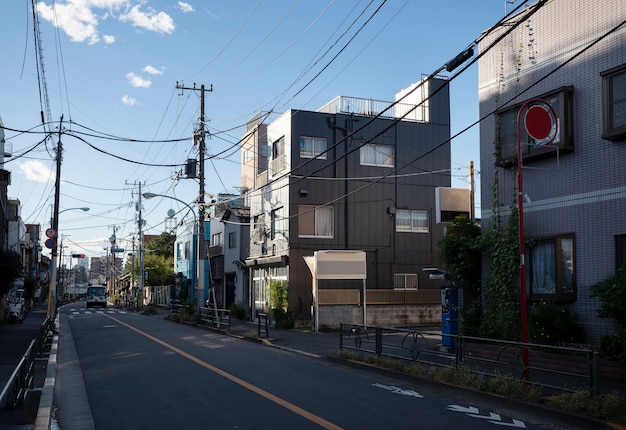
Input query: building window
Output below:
<box><xmin>360</xmin><ymin>143</ymin><xmax>394</xmax><ymax>167</ymax></box>
<box><xmin>300</xmin><ymin>136</ymin><xmax>327</xmax><ymax>159</ymax></box>
<box><xmin>270</xmin><ymin>207</ymin><xmax>286</xmax><ymax>240</ymax></box>
<box><xmin>528</xmin><ymin>235</ymin><xmax>575</xmax><ymax>301</ymax></box>
<box><xmin>298</xmin><ymin>205</ymin><xmax>334</xmax><ymax>238</ymax></box>
<box><xmin>270</xmin><ymin>137</ymin><xmax>286</xmax><ymax>175</ymax></box>
<box><xmin>496</xmin><ymin>86</ymin><xmax>574</xmax><ymax>166</ymax></box>
<box><xmin>243</xmin><ymin>148</ymin><xmax>254</xmax><ymax>164</ymax></box>
<box><xmin>394</xmin><ymin>273</ymin><xmax>418</xmax><ymax>290</ymax></box>
<box><xmin>616</xmin><ymin>234</ymin><xmax>626</xmax><ymax>270</ymax></box>
<box><xmin>229</xmin><ymin>231</ymin><xmax>236</xmax><ymax>249</ymax></box>
<box><xmin>396</xmin><ymin>209</ymin><xmax>429</xmax><ymax>233</ymax></box>
<box><xmin>602</xmin><ymin>65</ymin><xmax>626</xmax><ymax>141</ymax></box>
<box><xmin>211</xmin><ymin>232</ymin><xmax>223</xmax><ymax>247</ymax></box>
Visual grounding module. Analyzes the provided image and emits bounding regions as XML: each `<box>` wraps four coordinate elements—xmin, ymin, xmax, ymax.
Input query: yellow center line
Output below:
<box><xmin>106</xmin><ymin>314</ymin><xmax>343</xmax><ymax>430</ymax></box>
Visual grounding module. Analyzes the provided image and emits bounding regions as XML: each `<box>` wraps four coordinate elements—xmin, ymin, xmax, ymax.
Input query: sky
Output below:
<box><xmin>0</xmin><ymin>0</ymin><xmax>517</xmax><ymax>265</ymax></box>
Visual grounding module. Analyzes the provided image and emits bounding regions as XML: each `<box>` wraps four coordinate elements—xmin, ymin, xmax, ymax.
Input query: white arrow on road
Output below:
<box><xmin>447</xmin><ymin>405</ymin><xmax>479</xmax><ymax>414</ymax></box>
<box><xmin>489</xmin><ymin>418</ymin><xmax>526</xmax><ymax>428</ymax></box>
<box><xmin>447</xmin><ymin>405</ymin><xmax>526</xmax><ymax>428</ymax></box>
<box><xmin>372</xmin><ymin>383</ymin><xmax>423</xmax><ymax>398</ymax></box>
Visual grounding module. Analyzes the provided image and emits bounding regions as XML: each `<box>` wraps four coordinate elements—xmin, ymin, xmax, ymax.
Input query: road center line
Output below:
<box><xmin>106</xmin><ymin>314</ymin><xmax>343</xmax><ymax>430</ymax></box>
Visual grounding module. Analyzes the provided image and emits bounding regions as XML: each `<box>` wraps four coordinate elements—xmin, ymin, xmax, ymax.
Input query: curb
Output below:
<box><xmin>33</xmin><ymin>334</ymin><xmax>57</xmax><ymax>430</ymax></box>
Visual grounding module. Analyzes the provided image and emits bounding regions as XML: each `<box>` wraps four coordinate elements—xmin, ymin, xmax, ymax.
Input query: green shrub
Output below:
<box><xmin>528</xmin><ymin>301</ymin><xmax>585</xmax><ymax>345</ymax></box>
<box><xmin>591</xmin><ymin>263</ymin><xmax>626</xmax><ymax>362</ymax></box>
<box><xmin>269</xmin><ymin>280</ymin><xmax>288</xmax><ymax>322</ymax></box>
<box><xmin>459</xmin><ymin>301</ymin><xmax>482</xmax><ymax>336</ymax></box>
<box><xmin>228</xmin><ymin>302</ymin><xmax>246</xmax><ymax>319</ymax></box>
<box><xmin>599</xmin><ymin>327</ymin><xmax>626</xmax><ymax>362</ymax></box>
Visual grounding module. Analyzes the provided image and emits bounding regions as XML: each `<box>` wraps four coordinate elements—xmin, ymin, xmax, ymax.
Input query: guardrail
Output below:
<box><xmin>0</xmin><ymin>340</ymin><xmax>35</xmax><ymax>410</ymax></box>
<box><xmin>199</xmin><ymin>306</ymin><xmax>231</xmax><ymax>329</ymax></box>
<box><xmin>169</xmin><ymin>303</ymin><xmax>183</xmax><ymax>315</ymax></box>
<box><xmin>339</xmin><ymin>323</ymin><xmax>600</xmax><ymax>394</ymax></box>
<box><xmin>1</xmin><ymin>316</ymin><xmax>55</xmax><ymax>410</ymax></box>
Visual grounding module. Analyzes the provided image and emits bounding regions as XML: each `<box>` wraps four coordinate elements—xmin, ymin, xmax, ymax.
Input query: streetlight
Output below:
<box><xmin>516</xmin><ymin>98</ymin><xmax>557</xmax><ymax>378</ymax></box>
<box><xmin>142</xmin><ymin>193</ymin><xmax>198</xmax><ymax>304</ymax></box>
<box><xmin>47</xmin><ymin>207</ymin><xmax>90</xmax><ymax>318</ymax></box>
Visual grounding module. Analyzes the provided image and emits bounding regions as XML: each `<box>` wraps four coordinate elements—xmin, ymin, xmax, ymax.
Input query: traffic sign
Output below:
<box><xmin>45</xmin><ymin>228</ymin><xmax>57</xmax><ymax>239</ymax></box>
<box><xmin>44</xmin><ymin>238</ymin><xmax>56</xmax><ymax>249</ymax></box>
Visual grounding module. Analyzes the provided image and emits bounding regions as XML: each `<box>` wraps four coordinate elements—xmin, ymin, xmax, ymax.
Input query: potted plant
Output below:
<box><xmin>269</xmin><ymin>280</ymin><xmax>290</xmax><ymax>329</ymax></box>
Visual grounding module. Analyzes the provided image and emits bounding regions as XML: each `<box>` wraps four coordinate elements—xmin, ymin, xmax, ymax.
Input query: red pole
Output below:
<box><xmin>515</xmin><ymin>98</ymin><xmax>558</xmax><ymax>381</ymax></box>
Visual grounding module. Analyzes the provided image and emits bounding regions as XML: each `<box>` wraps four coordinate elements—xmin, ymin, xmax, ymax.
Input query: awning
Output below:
<box><xmin>244</xmin><ymin>255</ymin><xmax>288</xmax><ymax>268</ymax></box>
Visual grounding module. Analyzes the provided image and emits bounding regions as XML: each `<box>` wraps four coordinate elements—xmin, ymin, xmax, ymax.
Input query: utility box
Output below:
<box><xmin>441</xmin><ymin>282</ymin><xmax>458</xmax><ymax>350</ymax></box>
<box><xmin>185</xmin><ymin>159</ymin><xmax>197</xmax><ymax>178</ymax></box>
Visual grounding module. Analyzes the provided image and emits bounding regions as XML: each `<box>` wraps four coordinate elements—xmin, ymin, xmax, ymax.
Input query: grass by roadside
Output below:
<box><xmin>334</xmin><ymin>350</ymin><xmax>626</xmax><ymax>426</ymax></box>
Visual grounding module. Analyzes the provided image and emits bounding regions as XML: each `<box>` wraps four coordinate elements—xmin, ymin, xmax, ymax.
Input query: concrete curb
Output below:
<box><xmin>34</xmin><ymin>334</ymin><xmax>57</xmax><ymax>430</ymax></box>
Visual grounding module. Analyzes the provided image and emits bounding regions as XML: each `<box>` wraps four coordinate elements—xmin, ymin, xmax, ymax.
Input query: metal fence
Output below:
<box><xmin>168</xmin><ymin>303</ymin><xmax>231</xmax><ymax>329</ymax></box>
<box><xmin>199</xmin><ymin>306</ymin><xmax>231</xmax><ymax>329</ymax></box>
<box><xmin>339</xmin><ymin>323</ymin><xmax>600</xmax><ymax>394</ymax></box>
<box><xmin>257</xmin><ymin>313</ymin><xmax>269</xmax><ymax>338</ymax></box>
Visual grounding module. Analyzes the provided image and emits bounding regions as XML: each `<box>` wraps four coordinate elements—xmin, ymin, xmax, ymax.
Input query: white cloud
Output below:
<box><xmin>35</xmin><ymin>1</ymin><xmax>101</xmax><ymax>44</ymax></box>
<box><xmin>126</xmin><ymin>72</ymin><xmax>151</xmax><ymax>88</ymax></box>
<box><xmin>119</xmin><ymin>5</ymin><xmax>175</xmax><ymax>34</ymax></box>
<box><xmin>143</xmin><ymin>65</ymin><xmax>163</xmax><ymax>75</ymax></box>
<box><xmin>35</xmin><ymin>0</ymin><xmax>174</xmax><ymax>45</ymax></box>
<box><xmin>19</xmin><ymin>160</ymin><xmax>54</xmax><ymax>183</ymax></box>
<box><xmin>178</xmin><ymin>2</ymin><xmax>195</xmax><ymax>13</ymax></box>
<box><xmin>121</xmin><ymin>95</ymin><xmax>137</xmax><ymax>106</ymax></box>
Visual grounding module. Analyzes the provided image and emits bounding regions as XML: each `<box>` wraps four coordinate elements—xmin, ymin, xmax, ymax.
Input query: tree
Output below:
<box><xmin>146</xmin><ymin>231</ymin><xmax>176</xmax><ymax>259</ymax></box>
<box><xmin>0</xmin><ymin>249</ymin><xmax>22</xmax><ymax>297</ymax></box>
<box><xmin>438</xmin><ymin>216</ymin><xmax>482</xmax><ymax>335</ymax></box>
<box><xmin>438</xmin><ymin>217</ymin><xmax>482</xmax><ymax>294</ymax></box>
<box><xmin>143</xmin><ymin>253</ymin><xmax>175</xmax><ymax>286</ymax></box>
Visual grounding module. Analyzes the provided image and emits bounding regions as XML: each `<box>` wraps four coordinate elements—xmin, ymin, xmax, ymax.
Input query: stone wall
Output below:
<box><xmin>317</xmin><ymin>304</ymin><xmax>440</xmax><ymax>330</ymax></box>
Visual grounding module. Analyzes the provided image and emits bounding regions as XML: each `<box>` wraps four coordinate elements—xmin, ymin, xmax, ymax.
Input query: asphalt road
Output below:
<box><xmin>53</xmin><ymin>303</ymin><xmax>610</xmax><ymax>430</ymax></box>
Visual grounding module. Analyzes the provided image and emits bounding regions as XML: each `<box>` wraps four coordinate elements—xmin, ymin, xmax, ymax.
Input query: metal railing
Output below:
<box><xmin>1</xmin><ymin>317</ymin><xmax>55</xmax><ymax>410</ymax></box>
<box><xmin>340</xmin><ymin>323</ymin><xmax>600</xmax><ymax>394</ymax></box>
<box><xmin>199</xmin><ymin>306</ymin><xmax>231</xmax><ymax>329</ymax></box>
<box><xmin>258</xmin><ymin>313</ymin><xmax>269</xmax><ymax>338</ymax></box>
<box><xmin>0</xmin><ymin>340</ymin><xmax>36</xmax><ymax>410</ymax></box>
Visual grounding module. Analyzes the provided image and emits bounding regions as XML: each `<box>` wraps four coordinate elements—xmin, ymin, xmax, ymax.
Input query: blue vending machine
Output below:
<box><xmin>440</xmin><ymin>281</ymin><xmax>458</xmax><ymax>350</ymax></box>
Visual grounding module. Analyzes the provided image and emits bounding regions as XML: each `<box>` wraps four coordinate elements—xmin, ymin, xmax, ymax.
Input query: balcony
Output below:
<box><xmin>317</xmin><ymin>96</ymin><xmax>427</xmax><ymax>122</ymax></box>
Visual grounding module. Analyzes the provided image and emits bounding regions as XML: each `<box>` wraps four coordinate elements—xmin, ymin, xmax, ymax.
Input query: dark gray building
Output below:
<box><xmin>243</xmin><ymin>77</ymin><xmax>452</xmax><ymax>325</ymax></box>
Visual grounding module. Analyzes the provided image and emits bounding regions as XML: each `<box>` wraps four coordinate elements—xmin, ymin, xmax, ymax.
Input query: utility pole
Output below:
<box><xmin>137</xmin><ymin>182</ymin><xmax>145</xmax><ymax>308</ymax></box>
<box><xmin>176</xmin><ymin>81</ymin><xmax>212</xmax><ymax>306</ymax></box>
<box><xmin>47</xmin><ymin>115</ymin><xmax>63</xmax><ymax>318</ymax></box>
<box><xmin>468</xmin><ymin>160</ymin><xmax>475</xmax><ymax>223</ymax></box>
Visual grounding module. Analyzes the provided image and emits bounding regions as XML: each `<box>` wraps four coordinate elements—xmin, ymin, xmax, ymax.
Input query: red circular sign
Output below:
<box><xmin>44</xmin><ymin>238</ymin><xmax>56</xmax><ymax>249</ymax></box>
<box><xmin>45</xmin><ymin>227</ymin><xmax>57</xmax><ymax>239</ymax></box>
<box><xmin>524</xmin><ymin>105</ymin><xmax>553</xmax><ymax>140</ymax></box>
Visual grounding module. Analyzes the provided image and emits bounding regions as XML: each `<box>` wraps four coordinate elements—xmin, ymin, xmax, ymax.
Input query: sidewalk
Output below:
<box><xmin>0</xmin><ymin>300</ymin><xmax>50</xmax><ymax>429</ymax></box>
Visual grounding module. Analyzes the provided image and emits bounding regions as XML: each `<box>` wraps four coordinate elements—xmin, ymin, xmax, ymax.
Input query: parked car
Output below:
<box><xmin>7</xmin><ymin>289</ymin><xmax>26</xmax><ymax>323</ymax></box>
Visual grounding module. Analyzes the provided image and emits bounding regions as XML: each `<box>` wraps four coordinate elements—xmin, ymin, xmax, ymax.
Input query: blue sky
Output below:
<box><xmin>0</xmin><ymin>0</ymin><xmax>512</xmax><ymax>262</ymax></box>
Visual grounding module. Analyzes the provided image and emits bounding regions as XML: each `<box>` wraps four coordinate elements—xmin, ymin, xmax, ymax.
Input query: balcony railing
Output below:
<box><xmin>317</xmin><ymin>96</ymin><xmax>427</xmax><ymax>122</ymax></box>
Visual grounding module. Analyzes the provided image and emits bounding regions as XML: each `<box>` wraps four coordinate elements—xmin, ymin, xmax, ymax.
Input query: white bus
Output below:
<box><xmin>86</xmin><ymin>286</ymin><xmax>107</xmax><ymax>309</ymax></box>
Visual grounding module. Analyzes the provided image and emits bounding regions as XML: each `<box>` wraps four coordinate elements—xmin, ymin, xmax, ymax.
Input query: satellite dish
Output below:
<box><xmin>167</xmin><ymin>209</ymin><xmax>176</xmax><ymax>218</ymax></box>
